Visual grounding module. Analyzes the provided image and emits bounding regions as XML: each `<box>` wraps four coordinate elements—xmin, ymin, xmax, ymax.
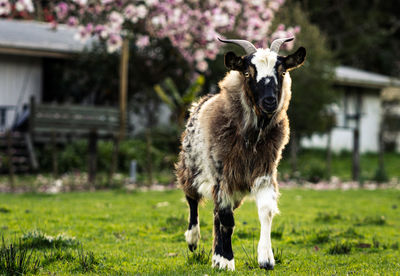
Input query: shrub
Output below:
<box><xmin>302</xmin><ymin>160</ymin><xmax>327</xmax><ymax>183</ymax></box>
<box><xmin>373</xmin><ymin>167</ymin><xmax>389</xmax><ymax>183</ymax></box>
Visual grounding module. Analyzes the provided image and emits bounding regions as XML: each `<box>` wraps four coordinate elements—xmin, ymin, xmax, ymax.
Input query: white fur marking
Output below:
<box><xmin>212</xmin><ymin>254</ymin><xmax>235</xmax><ymax>271</ymax></box>
<box><xmin>240</xmin><ymin>90</ymin><xmax>257</xmax><ymax>130</ymax></box>
<box><xmin>251</xmin><ymin>49</ymin><xmax>278</xmax><ymax>83</ymax></box>
<box><xmin>185</xmin><ymin>96</ymin><xmax>219</xmax><ymax>200</ymax></box>
<box><xmin>276</xmin><ymin>72</ymin><xmax>292</xmax><ymax>112</ymax></box>
<box><xmin>252</xmin><ymin>176</ymin><xmax>278</xmax><ymax>267</ymax></box>
<box><xmin>185</xmin><ymin>224</ymin><xmax>200</xmax><ymax>245</ymax></box>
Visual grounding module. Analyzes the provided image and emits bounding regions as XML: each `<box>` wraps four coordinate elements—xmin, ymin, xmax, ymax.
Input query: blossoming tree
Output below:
<box><xmin>1</xmin><ymin>0</ymin><xmax>298</xmax><ymax>72</ymax></box>
<box><xmin>1</xmin><ymin>0</ymin><xmax>298</xmax><ymax>139</ymax></box>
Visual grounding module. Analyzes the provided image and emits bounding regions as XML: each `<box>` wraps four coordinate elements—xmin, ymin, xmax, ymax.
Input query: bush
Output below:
<box><xmin>373</xmin><ymin>166</ymin><xmax>389</xmax><ymax>183</ymax></box>
<box><xmin>303</xmin><ymin>160</ymin><xmax>327</xmax><ymax>183</ymax></box>
<box><xmin>35</xmin><ymin>126</ymin><xmax>180</xmax><ymax>178</ymax></box>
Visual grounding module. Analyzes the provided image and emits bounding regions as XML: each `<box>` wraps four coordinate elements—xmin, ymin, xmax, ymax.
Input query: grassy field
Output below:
<box><xmin>1</xmin><ymin>189</ymin><xmax>399</xmax><ymax>275</ymax></box>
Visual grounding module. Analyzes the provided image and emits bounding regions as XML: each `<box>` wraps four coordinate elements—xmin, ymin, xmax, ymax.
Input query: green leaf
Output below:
<box><xmin>182</xmin><ymin>75</ymin><xmax>205</xmax><ymax>103</ymax></box>
<box><xmin>164</xmin><ymin>78</ymin><xmax>182</xmax><ymax>105</ymax></box>
<box><xmin>154</xmin><ymin>84</ymin><xmax>175</xmax><ymax>109</ymax></box>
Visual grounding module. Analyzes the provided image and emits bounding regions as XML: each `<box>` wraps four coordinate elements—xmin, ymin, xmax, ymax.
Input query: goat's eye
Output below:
<box><xmin>244</xmin><ymin>71</ymin><xmax>250</xmax><ymax>78</ymax></box>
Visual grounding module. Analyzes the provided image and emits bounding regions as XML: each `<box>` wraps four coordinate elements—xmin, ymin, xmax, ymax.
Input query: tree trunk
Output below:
<box><xmin>119</xmin><ymin>38</ymin><xmax>129</xmax><ymax>140</ymax></box>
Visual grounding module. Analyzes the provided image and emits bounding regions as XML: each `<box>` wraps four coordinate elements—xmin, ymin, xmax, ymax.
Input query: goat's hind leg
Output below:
<box><xmin>185</xmin><ymin>195</ymin><xmax>201</xmax><ymax>251</ymax></box>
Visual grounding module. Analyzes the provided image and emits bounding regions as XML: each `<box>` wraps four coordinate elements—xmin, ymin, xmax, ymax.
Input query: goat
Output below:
<box><xmin>176</xmin><ymin>37</ymin><xmax>306</xmax><ymax>271</ymax></box>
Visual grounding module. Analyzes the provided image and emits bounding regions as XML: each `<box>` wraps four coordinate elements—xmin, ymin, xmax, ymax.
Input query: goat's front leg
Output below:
<box><xmin>212</xmin><ymin>195</ymin><xmax>235</xmax><ymax>271</ymax></box>
<box><xmin>253</xmin><ymin>176</ymin><xmax>279</xmax><ymax>270</ymax></box>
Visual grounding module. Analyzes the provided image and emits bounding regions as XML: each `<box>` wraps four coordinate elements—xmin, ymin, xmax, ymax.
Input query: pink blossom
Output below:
<box><xmin>67</xmin><ymin>16</ymin><xmax>78</xmax><ymax>26</ymax></box>
<box><xmin>15</xmin><ymin>0</ymin><xmax>34</xmax><ymax>13</ymax></box>
<box><xmin>73</xmin><ymin>0</ymin><xmax>87</xmax><ymax>6</ymax></box>
<box><xmin>85</xmin><ymin>23</ymin><xmax>93</xmax><ymax>33</ymax></box>
<box><xmin>55</xmin><ymin>2</ymin><xmax>69</xmax><ymax>20</ymax></box>
<box><xmin>196</xmin><ymin>60</ymin><xmax>208</xmax><ymax>72</ymax></box>
<box><xmin>136</xmin><ymin>35</ymin><xmax>150</xmax><ymax>48</ymax></box>
<box><xmin>269</xmin><ymin>0</ymin><xmax>281</xmax><ymax>11</ymax></box>
<box><xmin>136</xmin><ymin>4</ymin><xmax>147</xmax><ymax>19</ymax></box>
<box><xmin>277</xmin><ymin>24</ymin><xmax>285</xmax><ymax>31</ymax></box>
<box><xmin>74</xmin><ymin>25</ymin><xmax>90</xmax><ymax>42</ymax></box>
<box><xmin>109</xmin><ymin>11</ymin><xmax>124</xmax><ymax>29</ymax></box>
<box><xmin>44</xmin><ymin>0</ymin><xmax>297</xmax><ymax>71</ymax></box>
<box><xmin>107</xmin><ymin>33</ymin><xmax>122</xmax><ymax>53</ymax></box>
<box><xmin>123</xmin><ymin>4</ymin><xmax>135</xmax><ymax>19</ymax></box>
<box><xmin>0</xmin><ymin>0</ymin><xmax>11</xmax><ymax>16</ymax></box>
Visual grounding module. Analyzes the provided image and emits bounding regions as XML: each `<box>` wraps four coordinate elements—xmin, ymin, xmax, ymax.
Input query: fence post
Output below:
<box><xmin>108</xmin><ymin>134</ymin><xmax>119</xmax><ymax>188</ymax></box>
<box><xmin>88</xmin><ymin>129</ymin><xmax>98</xmax><ymax>190</ymax></box>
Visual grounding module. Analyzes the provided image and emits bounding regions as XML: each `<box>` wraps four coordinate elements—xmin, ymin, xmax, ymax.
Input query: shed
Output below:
<box><xmin>302</xmin><ymin>66</ymin><xmax>400</xmax><ymax>153</ymax></box>
<box><xmin>0</xmin><ymin>19</ymin><xmax>93</xmax><ymax>131</ymax></box>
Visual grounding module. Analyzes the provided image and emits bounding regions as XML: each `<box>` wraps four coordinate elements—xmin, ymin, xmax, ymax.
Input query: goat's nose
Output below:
<box><xmin>263</xmin><ymin>96</ymin><xmax>276</xmax><ymax>105</ymax></box>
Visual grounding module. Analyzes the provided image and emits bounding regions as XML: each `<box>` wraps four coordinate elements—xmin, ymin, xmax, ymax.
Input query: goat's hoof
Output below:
<box><xmin>188</xmin><ymin>244</ymin><xmax>197</xmax><ymax>252</ymax></box>
<box><xmin>259</xmin><ymin>262</ymin><xmax>274</xmax><ymax>270</ymax></box>
<box><xmin>212</xmin><ymin>254</ymin><xmax>235</xmax><ymax>271</ymax></box>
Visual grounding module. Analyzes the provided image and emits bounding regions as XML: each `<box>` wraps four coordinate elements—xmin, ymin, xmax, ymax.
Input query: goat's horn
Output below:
<box><xmin>218</xmin><ymin>37</ymin><xmax>257</xmax><ymax>55</ymax></box>
<box><xmin>270</xmin><ymin>37</ymin><xmax>294</xmax><ymax>53</ymax></box>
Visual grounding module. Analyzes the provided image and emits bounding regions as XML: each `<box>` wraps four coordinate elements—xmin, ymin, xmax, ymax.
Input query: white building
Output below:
<box><xmin>302</xmin><ymin>66</ymin><xmax>400</xmax><ymax>153</ymax></box>
<box><xmin>0</xmin><ymin>19</ymin><xmax>93</xmax><ymax>131</ymax></box>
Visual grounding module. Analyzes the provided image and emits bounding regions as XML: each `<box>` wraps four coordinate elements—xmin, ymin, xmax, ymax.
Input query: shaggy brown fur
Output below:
<box><xmin>177</xmin><ymin>70</ymin><xmax>292</xmax><ymax>200</ymax></box>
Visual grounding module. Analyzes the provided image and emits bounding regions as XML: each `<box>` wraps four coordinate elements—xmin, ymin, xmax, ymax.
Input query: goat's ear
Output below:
<box><xmin>224</xmin><ymin>51</ymin><xmax>244</xmax><ymax>71</ymax></box>
<box><xmin>284</xmin><ymin>47</ymin><xmax>306</xmax><ymax>71</ymax></box>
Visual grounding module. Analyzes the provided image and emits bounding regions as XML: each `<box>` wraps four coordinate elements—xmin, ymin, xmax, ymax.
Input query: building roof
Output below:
<box><xmin>0</xmin><ymin>19</ymin><xmax>94</xmax><ymax>58</ymax></box>
<box><xmin>335</xmin><ymin>65</ymin><xmax>400</xmax><ymax>89</ymax></box>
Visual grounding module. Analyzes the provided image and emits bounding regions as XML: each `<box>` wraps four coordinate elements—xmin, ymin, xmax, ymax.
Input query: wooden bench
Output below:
<box><xmin>29</xmin><ymin>100</ymin><xmax>122</xmax><ymax>141</ymax></box>
<box><xmin>28</xmin><ymin>97</ymin><xmax>126</xmax><ymax>187</ymax></box>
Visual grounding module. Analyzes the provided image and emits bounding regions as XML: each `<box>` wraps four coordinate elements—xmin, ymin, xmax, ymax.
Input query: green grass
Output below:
<box><xmin>0</xmin><ymin>189</ymin><xmax>399</xmax><ymax>274</ymax></box>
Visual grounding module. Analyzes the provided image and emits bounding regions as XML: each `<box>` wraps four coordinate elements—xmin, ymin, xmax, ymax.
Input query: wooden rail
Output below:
<box><xmin>28</xmin><ymin>97</ymin><xmax>126</xmax><ymax>187</ymax></box>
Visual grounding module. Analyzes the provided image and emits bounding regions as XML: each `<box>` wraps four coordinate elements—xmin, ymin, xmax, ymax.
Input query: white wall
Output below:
<box><xmin>0</xmin><ymin>55</ymin><xmax>42</xmax><ymax>130</ymax></box>
<box><xmin>302</xmin><ymin>92</ymin><xmax>383</xmax><ymax>153</ymax></box>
